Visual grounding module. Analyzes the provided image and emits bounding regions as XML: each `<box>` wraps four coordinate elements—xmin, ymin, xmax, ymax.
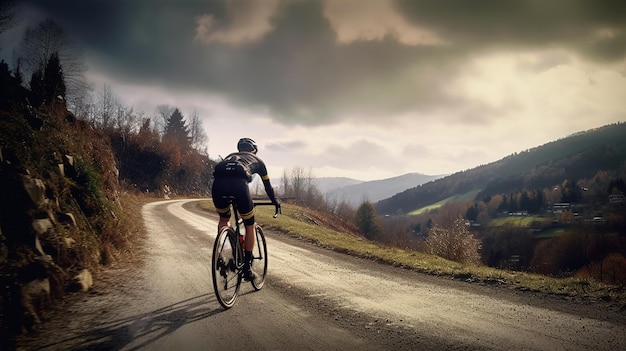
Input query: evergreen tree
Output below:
<box><xmin>18</xmin><ymin>18</ymin><xmax>88</xmax><ymax>110</ymax></box>
<box><xmin>29</xmin><ymin>52</ymin><xmax>65</xmax><ymax>106</ymax></box>
<box><xmin>498</xmin><ymin>195</ymin><xmax>508</xmax><ymax>213</ymax></box>
<box><xmin>29</xmin><ymin>68</ymin><xmax>43</xmax><ymax>105</ymax></box>
<box><xmin>355</xmin><ymin>201</ymin><xmax>382</xmax><ymax>240</ymax></box>
<box><xmin>465</xmin><ymin>203</ymin><xmax>479</xmax><ymax>221</ymax></box>
<box><xmin>163</xmin><ymin>108</ymin><xmax>191</xmax><ymax>150</ymax></box>
<box><xmin>42</xmin><ymin>52</ymin><xmax>65</xmax><ymax>102</ymax></box>
<box><xmin>14</xmin><ymin>60</ymin><xmax>23</xmax><ymax>86</ymax></box>
<box><xmin>519</xmin><ymin>192</ymin><xmax>530</xmax><ymax>211</ymax></box>
<box><xmin>561</xmin><ymin>179</ymin><xmax>582</xmax><ymax>202</ymax></box>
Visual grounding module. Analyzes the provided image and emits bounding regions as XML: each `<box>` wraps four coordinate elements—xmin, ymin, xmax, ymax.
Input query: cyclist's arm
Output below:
<box><xmin>261</xmin><ymin>175</ymin><xmax>278</xmax><ymax>204</ymax></box>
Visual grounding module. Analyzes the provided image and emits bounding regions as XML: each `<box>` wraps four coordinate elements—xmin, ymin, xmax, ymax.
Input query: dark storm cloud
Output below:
<box><xmin>397</xmin><ymin>0</ymin><xmax>626</xmax><ymax>54</ymax></box>
<box><xmin>10</xmin><ymin>0</ymin><xmax>626</xmax><ymax>125</ymax></box>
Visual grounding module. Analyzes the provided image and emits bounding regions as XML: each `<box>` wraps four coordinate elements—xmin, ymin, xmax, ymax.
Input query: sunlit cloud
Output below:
<box><xmin>195</xmin><ymin>0</ymin><xmax>281</xmax><ymax>46</ymax></box>
<box><xmin>323</xmin><ymin>0</ymin><xmax>445</xmax><ymax>46</ymax></box>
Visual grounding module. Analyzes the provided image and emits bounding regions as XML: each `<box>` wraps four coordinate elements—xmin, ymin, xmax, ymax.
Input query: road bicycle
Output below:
<box><xmin>211</xmin><ymin>197</ymin><xmax>279</xmax><ymax>309</ymax></box>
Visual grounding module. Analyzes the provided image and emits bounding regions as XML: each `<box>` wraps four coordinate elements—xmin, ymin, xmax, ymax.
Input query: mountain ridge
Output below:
<box><xmin>315</xmin><ymin>172</ymin><xmax>444</xmax><ymax>206</ymax></box>
<box><xmin>375</xmin><ymin>122</ymin><xmax>626</xmax><ymax>215</ymax></box>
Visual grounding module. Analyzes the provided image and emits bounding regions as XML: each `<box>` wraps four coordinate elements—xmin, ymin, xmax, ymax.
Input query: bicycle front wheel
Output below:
<box><xmin>211</xmin><ymin>227</ymin><xmax>242</xmax><ymax>309</ymax></box>
<box><xmin>250</xmin><ymin>225</ymin><xmax>268</xmax><ymax>290</ymax></box>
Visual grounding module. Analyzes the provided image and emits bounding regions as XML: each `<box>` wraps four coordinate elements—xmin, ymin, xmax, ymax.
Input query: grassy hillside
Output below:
<box><xmin>407</xmin><ymin>190</ymin><xmax>479</xmax><ymax>215</ymax></box>
<box><xmin>376</xmin><ymin>122</ymin><xmax>626</xmax><ymax>215</ymax></box>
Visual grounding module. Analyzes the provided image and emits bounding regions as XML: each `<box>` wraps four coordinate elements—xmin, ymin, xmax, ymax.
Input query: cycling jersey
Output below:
<box><xmin>211</xmin><ymin>151</ymin><xmax>277</xmax><ymax>225</ymax></box>
<box><xmin>213</xmin><ymin>152</ymin><xmax>270</xmax><ymax>183</ymax></box>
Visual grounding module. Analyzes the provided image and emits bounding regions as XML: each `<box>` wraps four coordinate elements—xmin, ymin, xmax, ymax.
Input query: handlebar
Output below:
<box><xmin>254</xmin><ymin>202</ymin><xmax>281</xmax><ymax>218</ymax></box>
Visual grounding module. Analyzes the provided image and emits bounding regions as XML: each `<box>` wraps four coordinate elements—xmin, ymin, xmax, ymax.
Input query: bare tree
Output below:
<box><xmin>283</xmin><ymin>167</ymin><xmax>310</xmax><ymax>201</ymax></box>
<box><xmin>280</xmin><ymin>166</ymin><xmax>326</xmax><ymax>208</ymax></box>
<box><xmin>115</xmin><ymin>105</ymin><xmax>142</xmax><ymax>135</ymax></box>
<box><xmin>0</xmin><ymin>0</ymin><xmax>16</xmax><ymax>35</ymax></box>
<box><xmin>17</xmin><ymin>18</ymin><xmax>89</xmax><ymax>112</ymax></box>
<box><xmin>188</xmin><ymin>109</ymin><xmax>208</xmax><ymax>151</ymax></box>
<box><xmin>90</xmin><ymin>84</ymin><xmax>135</xmax><ymax>133</ymax></box>
<box><xmin>99</xmin><ymin>84</ymin><xmax>115</xmax><ymax>128</ymax></box>
<box><xmin>281</xmin><ymin>168</ymin><xmax>289</xmax><ymax>198</ymax></box>
<box><xmin>72</xmin><ymin>86</ymin><xmax>95</xmax><ymax>121</ymax></box>
<box><xmin>154</xmin><ymin>104</ymin><xmax>175</xmax><ymax>137</ymax></box>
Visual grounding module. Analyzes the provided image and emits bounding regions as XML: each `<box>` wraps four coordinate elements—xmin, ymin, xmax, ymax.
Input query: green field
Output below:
<box><xmin>488</xmin><ymin>215</ymin><xmax>550</xmax><ymax>227</ymax></box>
<box><xmin>408</xmin><ymin>190</ymin><xmax>480</xmax><ymax>215</ymax></box>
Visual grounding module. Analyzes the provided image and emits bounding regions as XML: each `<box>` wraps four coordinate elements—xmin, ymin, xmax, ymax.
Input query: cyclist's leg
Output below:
<box><xmin>233</xmin><ymin>181</ymin><xmax>255</xmax><ymax>252</ymax></box>
<box><xmin>211</xmin><ymin>177</ymin><xmax>232</xmax><ymax>231</ymax></box>
<box><xmin>240</xmin><ymin>206</ymin><xmax>257</xmax><ymax>280</ymax></box>
<box><xmin>221</xmin><ymin>178</ymin><xmax>256</xmax><ymax>280</ymax></box>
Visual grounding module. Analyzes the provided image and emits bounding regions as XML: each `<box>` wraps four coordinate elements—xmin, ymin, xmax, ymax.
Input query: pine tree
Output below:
<box><xmin>163</xmin><ymin>108</ymin><xmax>191</xmax><ymax>150</ymax></box>
<box><xmin>29</xmin><ymin>52</ymin><xmax>65</xmax><ymax>106</ymax></box>
<box><xmin>29</xmin><ymin>68</ymin><xmax>43</xmax><ymax>106</ymax></box>
<box><xmin>355</xmin><ymin>201</ymin><xmax>382</xmax><ymax>240</ymax></box>
<box><xmin>42</xmin><ymin>52</ymin><xmax>65</xmax><ymax>102</ymax></box>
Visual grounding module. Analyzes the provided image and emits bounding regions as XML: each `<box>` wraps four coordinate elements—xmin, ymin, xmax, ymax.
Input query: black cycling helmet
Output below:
<box><xmin>237</xmin><ymin>137</ymin><xmax>258</xmax><ymax>153</ymax></box>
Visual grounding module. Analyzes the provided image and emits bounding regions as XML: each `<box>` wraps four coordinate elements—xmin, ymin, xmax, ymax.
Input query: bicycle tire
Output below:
<box><xmin>250</xmin><ymin>225</ymin><xmax>268</xmax><ymax>290</ymax></box>
<box><xmin>211</xmin><ymin>227</ymin><xmax>242</xmax><ymax>309</ymax></box>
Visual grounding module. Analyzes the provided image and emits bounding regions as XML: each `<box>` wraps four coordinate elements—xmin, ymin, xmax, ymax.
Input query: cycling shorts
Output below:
<box><xmin>211</xmin><ymin>177</ymin><xmax>255</xmax><ymax>225</ymax></box>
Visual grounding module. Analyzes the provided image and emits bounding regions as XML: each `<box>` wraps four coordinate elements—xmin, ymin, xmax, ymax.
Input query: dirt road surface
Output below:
<box><xmin>16</xmin><ymin>199</ymin><xmax>626</xmax><ymax>350</ymax></box>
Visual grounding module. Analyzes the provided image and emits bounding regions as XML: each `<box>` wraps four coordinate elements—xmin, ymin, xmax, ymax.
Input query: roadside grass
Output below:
<box><xmin>200</xmin><ymin>200</ymin><xmax>625</xmax><ymax>304</ymax></box>
<box><xmin>111</xmin><ymin>192</ymin><xmax>161</xmax><ymax>262</ymax></box>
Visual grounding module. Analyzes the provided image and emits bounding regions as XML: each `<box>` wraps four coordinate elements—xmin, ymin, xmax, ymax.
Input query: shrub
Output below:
<box><xmin>426</xmin><ymin>217</ymin><xmax>481</xmax><ymax>264</ymax></box>
<box><xmin>579</xmin><ymin>253</ymin><xmax>626</xmax><ymax>285</ymax></box>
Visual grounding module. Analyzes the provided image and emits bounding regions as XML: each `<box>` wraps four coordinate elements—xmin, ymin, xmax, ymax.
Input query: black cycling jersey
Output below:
<box><xmin>211</xmin><ymin>151</ymin><xmax>277</xmax><ymax>225</ymax></box>
<box><xmin>213</xmin><ymin>152</ymin><xmax>270</xmax><ymax>182</ymax></box>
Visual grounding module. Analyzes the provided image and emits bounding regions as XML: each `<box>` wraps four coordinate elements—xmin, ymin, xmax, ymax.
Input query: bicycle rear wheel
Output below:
<box><xmin>212</xmin><ymin>227</ymin><xmax>242</xmax><ymax>309</ymax></box>
<box><xmin>250</xmin><ymin>225</ymin><xmax>268</xmax><ymax>290</ymax></box>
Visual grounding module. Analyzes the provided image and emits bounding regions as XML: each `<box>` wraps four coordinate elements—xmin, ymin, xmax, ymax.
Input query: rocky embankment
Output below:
<box><xmin>1</xmin><ymin>100</ymin><xmax>124</xmax><ymax>347</ymax></box>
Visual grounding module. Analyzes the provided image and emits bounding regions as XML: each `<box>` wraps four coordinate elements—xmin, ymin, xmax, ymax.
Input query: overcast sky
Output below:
<box><xmin>1</xmin><ymin>0</ymin><xmax>625</xmax><ymax>181</ymax></box>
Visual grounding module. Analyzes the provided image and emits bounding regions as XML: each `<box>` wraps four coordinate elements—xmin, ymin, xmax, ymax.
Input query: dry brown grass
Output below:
<box><xmin>105</xmin><ymin>192</ymin><xmax>158</xmax><ymax>263</ymax></box>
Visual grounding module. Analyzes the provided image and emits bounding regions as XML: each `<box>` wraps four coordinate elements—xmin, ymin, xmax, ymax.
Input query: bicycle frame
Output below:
<box><xmin>211</xmin><ymin>197</ymin><xmax>278</xmax><ymax>309</ymax></box>
<box><xmin>225</xmin><ymin>198</ymin><xmax>278</xmax><ymax>269</ymax></box>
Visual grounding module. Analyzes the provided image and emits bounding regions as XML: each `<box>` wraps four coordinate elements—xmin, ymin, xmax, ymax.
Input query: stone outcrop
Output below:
<box><xmin>1</xmin><ymin>153</ymin><xmax>91</xmax><ymax>334</ymax></box>
<box><xmin>1</xmin><ymin>104</ymin><xmax>121</xmax><ymax>345</ymax></box>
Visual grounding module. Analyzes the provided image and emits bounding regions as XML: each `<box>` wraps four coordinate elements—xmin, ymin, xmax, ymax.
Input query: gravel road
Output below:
<box><xmin>16</xmin><ymin>199</ymin><xmax>626</xmax><ymax>350</ymax></box>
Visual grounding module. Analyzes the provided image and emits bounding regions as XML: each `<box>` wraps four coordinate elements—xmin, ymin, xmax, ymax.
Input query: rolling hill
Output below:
<box><xmin>312</xmin><ymin>177</ymin><xmax>364</xmax><ymax>194</ymax></box>
<box><xmin>316</xmin><ymin>173</ymin><xmax>444</xmax><ymax>206</ymax></box>
<box><xmin>375</xmin><ymin>122</ymin><xmax>626</xmax><ymax>215</ymax></box>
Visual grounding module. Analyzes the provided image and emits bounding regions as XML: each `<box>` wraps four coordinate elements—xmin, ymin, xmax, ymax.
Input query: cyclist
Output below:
<box><xmin>211</xmin><ymin>137</ymin><xmax>280</xmax><ymax>281</ymax></box>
